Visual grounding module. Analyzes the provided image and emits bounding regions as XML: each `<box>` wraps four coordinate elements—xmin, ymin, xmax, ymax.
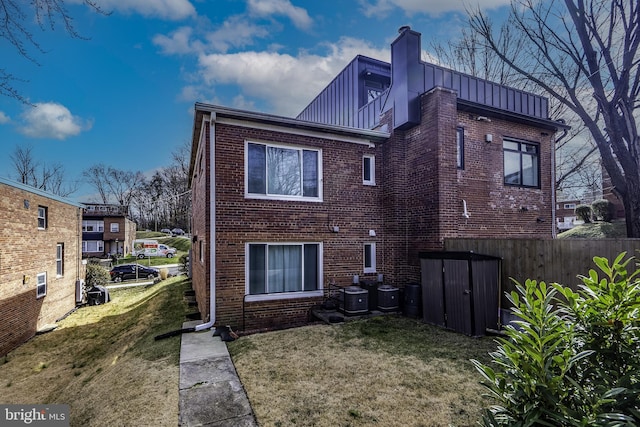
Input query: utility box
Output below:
<box><xmin>339</xmin><ymin>286</ymin><xmax>369</xmax><ymax>316</ymax></box>
<box><xmin>419</xmin><ymin>251</ymin><xmax>501</xmax><ymax>336</ymax></box>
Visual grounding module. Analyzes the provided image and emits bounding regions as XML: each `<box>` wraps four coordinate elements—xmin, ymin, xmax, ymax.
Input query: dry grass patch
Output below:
<box><xmin>0</xmin><ymin>277</ymin><xmax>190</xmax><ymax>427</ymax></box>
<box><xmin>228</xmin><ymin>315</ymin><xmax>497</xmax><ymax>427</ymax></box>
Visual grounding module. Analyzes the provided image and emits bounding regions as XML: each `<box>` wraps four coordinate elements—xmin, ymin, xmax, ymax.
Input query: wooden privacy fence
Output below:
<box><xmin>444</xmin><ymin>238</ymin><xmax>640</xmax><ymax>296</ymax></box>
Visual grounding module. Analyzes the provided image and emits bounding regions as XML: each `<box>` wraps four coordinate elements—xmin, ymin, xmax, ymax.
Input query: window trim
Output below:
<box><xmin>363</xmin><ymin>154</ymin><xmax>376</xmax><ymax>186</ymax></box>
<box><xmin>456</xmin><ymin>127</ymin><xmax>464</xmax><ymax>169</ymax></box>
<box><xmin>37</xmin><ymin>206</ymin><xmax>47</xmax><ymax>229</ymax></box>
<box><xmin>82</xmin><ymin>240</ymin><xmax>104</xmax><ymax>253</ymax></box>
<box><xmin>503</xmin><ymin>138</ymin><xmax>540</xmax><ymax>188</ymax></box>
<box><xmin>36</xmin><ymin>272</ymin><xmax>47</xmax><ymax>298</ymax></box>
<box><xmin>245</xmin><ymin>242</ymin><xmax>324</xmax><ymax>302</ymax></box>
<box><xmin>244</xmin><ymin>140</ymin><xmax>323</xmax><ymax>202</ymax></box>
<box><xmin>110</xmin><ymin>223</ymin><xmax>120</xmax><ymax>233</ymax></box>
<box><xmin>363</xmin><ymin>242</ymin><xmax>377</xmax><ymax>273</ymax></box>
<box><xmin>564</xmin><ymin>203</ymin><xmax>576</xmax><ymax>210</ymax></box>
<box><xmin>56</xmin><ymin>243</ymin><xmax>64</xmax><ymax>277</ymax></box>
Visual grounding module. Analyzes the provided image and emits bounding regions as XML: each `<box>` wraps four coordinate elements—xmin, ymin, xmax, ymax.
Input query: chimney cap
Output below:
<box><xmin>398</xmin><ymin>25</ymin><xmax>411</xmax><ymax>33</ymax></box>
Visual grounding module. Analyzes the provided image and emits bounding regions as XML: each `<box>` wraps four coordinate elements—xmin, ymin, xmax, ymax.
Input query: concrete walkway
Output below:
<box><xmin>179</xmin><ymin>321</ymin><xmax>257</xmax><ymax>426</ymax></box>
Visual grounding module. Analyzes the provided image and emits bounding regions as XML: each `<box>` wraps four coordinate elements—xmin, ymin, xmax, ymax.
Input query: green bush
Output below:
<box><xmin>591</xmin><ymin>199</ymin><xmax>613</xmax><ymax>222</ymax></box>
<box><xmin>473</xmin><ymin>253</ymin><xmax>640</xmax><ymax>426</ymax></box>
<box><xmin>575</xmin><ymin>204</ymin><xmax>592</xmax><ymax>223</ymax></box>
<box><xmin>85</xmin><ymin>263</ymin><xmax>110</xmax><ymax>288</ymax></box>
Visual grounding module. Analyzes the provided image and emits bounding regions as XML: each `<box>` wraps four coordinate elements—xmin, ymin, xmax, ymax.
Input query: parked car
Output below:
<box><xmin>109</xmin><ymin>264</ymin><xmax>159</xmax><ymax>282</ymax></box>
<box><xmin>171</xmin><ymin>228</ymin><xmax>185</xmax><ymax>235</ymax></box>
<box><xmin>160</xmin><ymin>228</ymin><xmax>172</xmax><ymax>234</ymax></box>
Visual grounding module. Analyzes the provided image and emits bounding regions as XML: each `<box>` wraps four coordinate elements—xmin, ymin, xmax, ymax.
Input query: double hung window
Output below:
<box><xmin>36</xmin><ymin>273</ymin><xmax>47</xmax><ymax>298</ymax></box>
<box><xmin>38</xmin><ymin>206</ymin><xmax>47</xmax><ymax>229</ymax></box>
<box><xmin>246</xmin><ymin>142</ymin><xmax>321</xmax><ymax>201</ymax></box>
<box><xmin>247</xmin><ymin>243</ymin><xmax>322</xmax><ymax>300</ymax></box>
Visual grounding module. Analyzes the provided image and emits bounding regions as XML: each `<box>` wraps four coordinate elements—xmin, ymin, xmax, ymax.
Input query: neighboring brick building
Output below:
<box><xmin>0</xmin><ymin>177</ymin><xmax>84</xmax><ymax>356</ymax></box>
<box><xmin>189</xmin><ymin>27</ymin><xmax>568</xmax><ymax>332</ymax></box>
<box><xmin>81</xmin><ymin>204</ymin><xmax>136</xmax><ymax>258</ymax></box>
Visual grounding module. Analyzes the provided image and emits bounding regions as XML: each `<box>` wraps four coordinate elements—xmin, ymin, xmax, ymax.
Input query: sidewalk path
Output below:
<box><xmin>179</xmin><ymin>321</ymin><xmax>257</xmax><ymax>426</ymax></box>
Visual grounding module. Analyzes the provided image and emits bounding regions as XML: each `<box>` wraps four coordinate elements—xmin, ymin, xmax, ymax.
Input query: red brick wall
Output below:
<box><xmin>381</xmin><ymin>89</ymin><xmax>554</xmax><ymax>287</ymax></box>
<box><xmin>191</xmin><ymin>117</ymin><xmax>211</xmax><ymax>322</ymax></box>
<box><xmin>211</xmin><ymin>122</ymin><xmax>384</xmax><ymax>331</ymax></box>
<box><xmin>191</xmin><ymin>95</ymin><xmax>555</xmax><ymax>332</ymax></box>
<box><xmin>0</xmin><ymin>183</ymin><xmax>82</xmax><ymax>356</ymax></box>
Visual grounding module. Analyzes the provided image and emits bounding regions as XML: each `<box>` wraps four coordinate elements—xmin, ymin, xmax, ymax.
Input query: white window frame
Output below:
<box><xmin>456</xmin><ymin>127</ymin><xmax>465</xmax><ymax>169</ymax></box>
<box><xmin>110</xmin><ymin>223</ymin><xmax>119</xmax><ymax>233</ymax></box>
<box><xmin>82</xmin><ymin>220</ymin><xmax>104</xmax><ymax>232</ymax></box>
<box><xmin>38</xmin><ymin>206</ymin><xmax>47</xmax><ymax>229</ymax></box>
<box><xmin>245</xmin><ymin>140</ymin><xmax>323</xmax><ymax>202</ymax></box>
<box><xmin>364</xmin><ymin>243</ymin><xmax>377</xmax><ymax>273</ymax></box>
<box><xmin>564</xmin><ymin>203</ymin><xmax>576</xmax><ymax>210</ymax></box>
<box><xmin>245</xmin><ymin>242</ymin><xmax>324</xmax><ymax>302</ymax></box>
<box><xmin>363</xmin><ymin>154</ymin><xmax>376</xmax><ymax>185</ymax></box>
<box><xmin>36</xmin><ymin>272</ymin><xmax>47</xmax><ymax>298</ymax></box>
<box><xmin>56</xmin><ymin>243</ymin><xmax>64</xmax><ymax>277</ymax></box>
<box><xmin>82</xmin><ymin>240</ymin><xmax>104</xmax><ymax>253</ymax></box>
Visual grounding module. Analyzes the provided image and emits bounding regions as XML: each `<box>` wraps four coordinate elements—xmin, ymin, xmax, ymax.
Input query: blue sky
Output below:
<box><xmin>0</xmin><ymin>0</ymin><xmax>511</xmax><ymax>202</ymax></box>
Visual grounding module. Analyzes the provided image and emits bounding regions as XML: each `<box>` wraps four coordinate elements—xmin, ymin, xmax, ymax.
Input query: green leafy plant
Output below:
<box><xmin>473</xmin><ymin>253</ymin><xmax>640</xmax><ymax>426</ymax></box>
<box><xmin>85</xmin><ymin>263</ymin><xmax>110</xmax><ymax>288</ymax></box>
<box><xmin>575</xmin><ymin>204</ymin><xmax>592</xmax><ymax>223</ymax></box>
<box><xmin>591</xmin><ymin>199</ymin><xmax>613</xmax><ymax>222</ymax></box>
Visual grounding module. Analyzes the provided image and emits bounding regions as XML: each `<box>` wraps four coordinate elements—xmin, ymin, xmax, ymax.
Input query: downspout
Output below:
<box><xmin>195</xmin><ymin>113</ymin><xmax>216</xmax><ymax>331</ymax></box>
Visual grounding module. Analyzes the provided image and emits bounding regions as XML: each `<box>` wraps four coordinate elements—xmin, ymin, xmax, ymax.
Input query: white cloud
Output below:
<box><xmin>196</xmin><ymin>37</ymin><xmax>390</xmax><ymax>116</ymax></box>
<box><xmin>0</xmin><ymin>111</ymin><xmax>9</xmax><ymax>124</ymax></box>
<box><xmin>359</xmin><ymin>0</ymin><xmax>510</xmax><ymax>17</ymax></box>
<box><xmin>247</xmin><ymin>0</ymin><xmax>313</xmax><ymax>30</ymax></box>
<box><xmin>83</xmin><ymin>0</ymin><xmax>196</xmax><ymax>20</ymax></box>
<box><xmin>19</xmin><ymin>102</ymin><xmax>92</xmax><ymax>140</ymax></box>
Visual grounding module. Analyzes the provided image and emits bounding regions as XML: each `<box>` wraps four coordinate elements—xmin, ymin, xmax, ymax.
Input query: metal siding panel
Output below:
<box><xmin>425</xmin><ymin>64</ymin><xmax>434</xmax><ymax>89</ymax></box>
<box><xmin>452</xmin><ymin>73</ymin><xmax>461</xmax><ymax>94</ymax></box>
<box><xmin>435</xmin><ymin>67</ymin><xmax>444</xmax><ymax>87</ymax></box>
<box><xmin>469</xmin><ymin>78</ymin><xmax>477</xmax><ymax>102</ymax></box>
<box><xmin>443</xmin><ymin>259</ymin><xmax>472</xmax><ymax>335</ymax></box>
<box><xmin>494</xmin><ymin>85</ymin><xmax>502</xmax><ymax>109</ymax></box>
<box><xmin>477</xmin><ymin>80</ymin><xmax>485</xmax><ymax>104</ymax></box>
<box><xmin>460</xmin><ymin>75</ymin><xmax>469</xmax><ymax>99</ymax></box>
<box><xmin>515</xmin><ymin>91</ymin><xmax>522</xmax><ymax>113</ymax></box>
<box><xmin>443</xmin><ymin>69</ymin><xmax>452</xmax><ymax>88</ymax></box>
<box><xmin>421</xmin><ymin>259</ymin><xmax>445</xmax><ymax>326</ymax></box>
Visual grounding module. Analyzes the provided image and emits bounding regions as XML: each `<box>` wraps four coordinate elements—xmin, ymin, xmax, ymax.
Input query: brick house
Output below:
<box><xmin>81</xmin><ymin>203</ymin><xmax>136</xmax><ymax>258</ymax></box>
<box><xmin>0</xmin><ymin>177</ymin><xmax>84</xmax><ymax>356</ymax></box>
<box><xmin>188</xmin><ymin>27</ymin><xmax>568</xmax><ymax>332</ymax></box>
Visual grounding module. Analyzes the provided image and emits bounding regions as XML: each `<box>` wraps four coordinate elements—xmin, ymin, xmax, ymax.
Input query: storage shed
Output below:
<box><xmin>419</xmin><ymin>251</ymin><xmax>502</xmax><ymax>336</ymax></box>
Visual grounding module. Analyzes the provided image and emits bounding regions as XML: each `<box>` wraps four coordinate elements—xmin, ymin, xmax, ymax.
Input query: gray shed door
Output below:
<box><xmin>421</xmin><ymin>259</ymin><xmax>445</xmax><ymax>326</ymax></box>
<box><xmin>443</xmin><ymin>259</ymin><xmax>472</xmax><ymax>335</ymax></box>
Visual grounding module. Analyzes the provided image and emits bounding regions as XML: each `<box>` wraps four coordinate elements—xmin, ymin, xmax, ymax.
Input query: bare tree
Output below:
<box><xmin>82</xmin><ymin>164</ymin><xmax>110</xmax><ymax>203</ymax></box>
<box><xmin>82</xmin><ymin>164</ymin><xmax>144</xmax><ymax>206</ymax></box>
<box><xmin>0</xmin><ymin>0</ymin><xmax>107</xmax><ymax>102</ymax></box>
<box><xmin>468</xmin><ymin>0</ymin><xmax>640</xmax><ymax>237</ymax></box>
<box><xmin>10</xmin><ymin>145</ymin><xmax>78</xmax><ymax>196</ymax></box>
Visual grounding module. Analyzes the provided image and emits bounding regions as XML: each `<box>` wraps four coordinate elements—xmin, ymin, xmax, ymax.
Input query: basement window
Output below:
<box><xmin>36</xmin><ymin>272</ymin><xmax>47</xmax><ymax>298</ymax></box>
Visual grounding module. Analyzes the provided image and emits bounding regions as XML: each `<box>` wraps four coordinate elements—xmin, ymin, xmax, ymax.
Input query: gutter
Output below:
<box><xmin>194</xmin><ymin>113</ymin><xmax>216</xmax><ymax>332</ymax></box>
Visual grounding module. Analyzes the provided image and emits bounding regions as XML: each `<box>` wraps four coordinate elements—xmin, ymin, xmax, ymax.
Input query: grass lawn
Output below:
<box><xmin>0</xmin><ymin>277</ymin><xmax>190</xmax><ymax>427</ymax></box>
<box><xmin>228</xmin><ymin>316</ymin><xmax>498</xmax><ymax>427</ymax></box>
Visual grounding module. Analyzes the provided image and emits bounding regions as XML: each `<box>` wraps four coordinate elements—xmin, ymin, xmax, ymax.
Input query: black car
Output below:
<box><xmin>109</xmin><ymin>264</ymin><xmax>159</xmax><ymax>282</ymax></box>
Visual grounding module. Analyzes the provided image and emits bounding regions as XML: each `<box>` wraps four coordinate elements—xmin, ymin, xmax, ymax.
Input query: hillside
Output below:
<box><xmin>558</xmin><ymin>221</ymin><xmax>627</xmax><ymax>239</ymax></box>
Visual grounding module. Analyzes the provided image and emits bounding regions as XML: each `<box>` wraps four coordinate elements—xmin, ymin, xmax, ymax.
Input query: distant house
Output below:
<box><xmin>556</xmin><ymin>199</ymin><xmax>581</xmax><ymax>231</ymax></box>
<box><xmin>81</xmin><ymin>204</ymin><xmax>136</xmax><ymax>258</ymax></box>
<box><xmin>0</xmin><ymin>177</ymin><xmax>84</xmax><ymax>356</ymax></box>
<box><xmin>188</xmin><ymin>27</ymin><xmax>568</xmax><ymax>332</ymax></box>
